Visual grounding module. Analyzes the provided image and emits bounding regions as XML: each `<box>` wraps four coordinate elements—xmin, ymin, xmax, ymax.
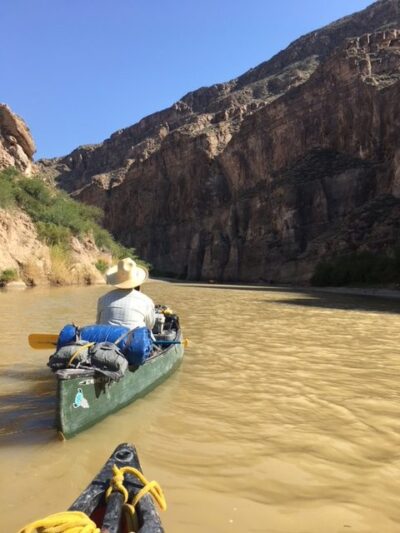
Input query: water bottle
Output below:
<box><xmin>154</xmin><ymin>312</ymin><xmax>165</xmax><ymax>334</ymax></box>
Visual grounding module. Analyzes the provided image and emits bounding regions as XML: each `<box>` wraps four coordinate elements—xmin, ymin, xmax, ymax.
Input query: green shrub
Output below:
<box><xmin>311</xmin><ymin>250</ymin><xmax>400</xmax><ymax>286</ymax></box>
<box><xmin>14</xmin><ymin>178</ymin><xmax>102</xmax><ymax>237</ymax></box>
<box><xmin>0</xmin><ymin>268</ymin><xmax>18</xmax><ymax>285</ymax></box>
<box><xmin>0</xmin><ymin>179</ymin><xmax>16</xmax><ymax>208</ymax></box>
<box><xmin>36</xmin><ymin>221</ymin><xmax>71</xmax><ymax>246</ymax></box>
<box><xmin>0</xmin><ymin>168</ymin><xmax>146</xmax><ymax>265</ymax></box>
<box><xmin>95</xmin><ymin>259</ymin><xmax>109</xmax><ymax>273</ymax></box>
<box><xmin>17</xmin><ymin>177</ymin><xmax>52</xmax><ymax>204</ymax></box>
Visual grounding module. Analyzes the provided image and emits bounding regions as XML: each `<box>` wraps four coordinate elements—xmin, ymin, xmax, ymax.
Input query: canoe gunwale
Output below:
<box><xmin>56</xmin><ymin>331</ymin><xmax>182</xmax><ymax>381</ymax></box>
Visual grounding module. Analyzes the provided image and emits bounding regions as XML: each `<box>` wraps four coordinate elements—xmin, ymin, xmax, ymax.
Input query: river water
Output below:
<box><xmin>1</xmin><ymin>281</ymin><xmax>400</xmax><ymax>532</ymax></box>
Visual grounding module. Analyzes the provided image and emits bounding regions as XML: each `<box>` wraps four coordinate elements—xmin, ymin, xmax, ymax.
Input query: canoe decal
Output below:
<box><xmin>73</xmin><ymin>388</ymin><xmax>90</xmax><ymax>409</ymax></box>
<box><xmin>79</xmin><ymin>378</ymin><xmax>95</xmax><ymax>385</ymax></box>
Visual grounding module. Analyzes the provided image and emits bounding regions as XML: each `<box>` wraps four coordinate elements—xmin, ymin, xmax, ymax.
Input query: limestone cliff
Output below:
<box><xmin>0</xmin><ymin>104</ymin><xmax>36</xmax><ymax>176</ymax></box>
<box><xmin>0</xmin><ymin>106</ymin><xmax>108</xmax><ymax>286</ymax></box>
<box><xmin>39</xmin><ymin>0</ymin><xmax>400</xmax><ymax>282</ymax></box>
<box><xmin>0</xmin><ymin>207</ymin><xmax>107</xmax><ymax>287</ymax></box>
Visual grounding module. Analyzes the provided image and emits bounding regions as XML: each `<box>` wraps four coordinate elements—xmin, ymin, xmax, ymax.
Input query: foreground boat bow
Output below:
<box><xmin>18</xmin><ymin>443</ymin><xmax>165</xmax><ymax>533</ymax></box>
<box><xmin>70</xmin><ymin>443</ymin><xmax>164</xmax><ymax>532</ymax></box>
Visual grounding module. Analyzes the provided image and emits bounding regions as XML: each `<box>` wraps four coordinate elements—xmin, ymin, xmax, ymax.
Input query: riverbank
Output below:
<box><xmin>307</xmin><ymin>285</ymin><xmax>400</xmax><ymax>300</ymax></box>
<box><xmin>152</xmin><ymin>276</ymin><xmax>400</xmax><ymax>300</ymax></box>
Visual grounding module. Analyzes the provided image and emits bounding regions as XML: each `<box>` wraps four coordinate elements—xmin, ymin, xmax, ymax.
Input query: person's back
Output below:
<box><xmin>97</xmin><ymin>288</ymin><xmax>154</xmax><ymax>330</ymax></box>
<box><xmin>96</xmin><ymin>258</ymin><xmax>155</xmax><ymax>330</ymax></box>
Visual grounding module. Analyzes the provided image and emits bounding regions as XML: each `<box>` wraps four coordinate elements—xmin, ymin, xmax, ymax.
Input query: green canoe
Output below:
<box><xmin>55</xmin><ymin>331</ymin><xmax>184</xmax><ymax>439</ymax></box>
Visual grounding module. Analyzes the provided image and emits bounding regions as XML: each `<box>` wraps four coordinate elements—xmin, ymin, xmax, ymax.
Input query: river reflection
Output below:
<box><xmin>1</xmin><ymin>282</ymin><xmax>400</xmax><ymax>532</ymax></box>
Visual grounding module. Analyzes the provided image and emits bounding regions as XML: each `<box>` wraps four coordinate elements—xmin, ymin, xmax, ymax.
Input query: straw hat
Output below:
<box><xmin>106</xmin><ymin>258</ymin><xmax>148</xmax><ymax>289</ymax></box>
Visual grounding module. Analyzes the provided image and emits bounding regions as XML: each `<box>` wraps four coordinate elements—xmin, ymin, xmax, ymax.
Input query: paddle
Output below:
<box><xmin>28</xmin><ymin>334</ymin><xmax>189</xmax><ymax>350</ymax></box>
<box><xmin>28</xmin><ymin>333</ymin><xmax>58</xmax><ymax>349</ymax></box>
<box><xmin>156</xmin><ymin>339</ymin><xmax>190</xmax><ymax>347</ymax></box>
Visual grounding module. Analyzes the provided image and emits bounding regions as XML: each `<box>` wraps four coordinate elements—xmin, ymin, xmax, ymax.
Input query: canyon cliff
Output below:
<box><xmin>0</xmin><ymin>106</ymin><xmax>107</xmax><ymax>287</ymax></box>
<box><xmin>0</xmin><ymin>104</ymin><xmax>36</xmax><ymax>176</ymax></box>
<box><xmin>39</xmin><ymin>0</ymin><xmax>400</xmax><ymax>282</ymax></box>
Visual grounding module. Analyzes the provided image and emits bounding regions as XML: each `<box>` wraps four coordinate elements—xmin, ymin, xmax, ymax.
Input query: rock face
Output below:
<box><xmin>0</xmin><ymin>209</ymin><xmax>51</xmax><ymax>285</ymax></box>
<box><xmin>0</xmin><ymin>208</ymin><xmax>106</xmax><ymax>287</ymax></box>
<box><xmin>0</xmin><ymin>105</ymin><xmax>110</xmax><ymax>286</ymax></box>
<box><xmin>0</xmin><ymin>104</ymin><xmax>36</xmax><ymax>175</ymax></box>
<box><xmin>39</xmin><ymin>0</ymin><xmax>400</xmax><ymax>282</ymax></box>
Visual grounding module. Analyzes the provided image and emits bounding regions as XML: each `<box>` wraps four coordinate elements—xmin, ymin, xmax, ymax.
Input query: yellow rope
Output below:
<box><xmin>106</xmin><ymin>464</ymin><xmax>167</xmax><ymax>521</ymax></box>
<box><xmin>67</xmin><ymin>342</ymin><xmax>95</xmax><ymax>368</ymax></box>
<box><xmin>18</xmin><ymin>510</ymin><xmax>100</xmax><ymax>533</ymax></box>
<box><xmin>105</xmin><ymin>464</ymin><xmax>129</xmax><ymax>503</ymax></box>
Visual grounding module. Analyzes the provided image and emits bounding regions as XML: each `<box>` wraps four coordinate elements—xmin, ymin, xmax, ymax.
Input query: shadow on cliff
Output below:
<box><xmin>178</xmin><ymin>283</ymin><xmax>400</xmax><ymax>314</ymax></box>
<box><xmin>0</xmin><ymin>369</ymin><xmax>56</xmax><ymax>446</ymax></box>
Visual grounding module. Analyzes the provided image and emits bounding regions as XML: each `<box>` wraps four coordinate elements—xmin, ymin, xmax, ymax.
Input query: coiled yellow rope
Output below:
<box><xmin>17</xmin><ymin>510</ymin><xmax>100</xmax><ymax>533</ymax></box>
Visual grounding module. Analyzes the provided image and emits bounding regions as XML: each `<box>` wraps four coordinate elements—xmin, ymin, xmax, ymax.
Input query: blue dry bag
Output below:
<box><xmin>57</xmin><ymin>324</ymin><xmax>153</xmax><ymax>366</ymax></box>
<box><xmin>124</xmin><ymin>326</ymin><xmax>153</xmax><ymax>366</ymax></box>
<box><xmin>57</xmin><ymin>324</ymin><xmax>79</xmax><ymax>350</ymax></box>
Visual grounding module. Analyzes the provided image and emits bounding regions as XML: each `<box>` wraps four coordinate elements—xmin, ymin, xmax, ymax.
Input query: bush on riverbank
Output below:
<box><xmin>311</xmin><ymin>250</ymin><xmax>400</xmax><ymax>286</ymax></box>
<box><xmin>95</xmin><ymin>258</ymin><xmax>109</xmax><ymax>274</ymax></box>
<box><xmin>0</xmin><ymin>268</ymin><xmax>18</xmax><ymax>285</ymax></box>
<box><xmin>0</xmin><ymin>168</ymin><xmax>148</xmax><ymax>279</ymax></box>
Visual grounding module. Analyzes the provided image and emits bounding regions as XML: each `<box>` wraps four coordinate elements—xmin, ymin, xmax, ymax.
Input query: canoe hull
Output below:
<box><xmin>57</xmin><ymin>339</ymin><xmax>184</xmax><ymax>439</ymax></box>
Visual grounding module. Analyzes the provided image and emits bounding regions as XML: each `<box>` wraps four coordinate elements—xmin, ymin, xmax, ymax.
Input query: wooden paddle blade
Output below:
<box><xmin>28</xmin><ymin>333</ymin><xmax>58</xmax><ymax>349</ymax></box>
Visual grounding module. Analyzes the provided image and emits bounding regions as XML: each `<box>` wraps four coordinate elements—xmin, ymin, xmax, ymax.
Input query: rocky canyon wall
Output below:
<box><xmin>0</xmin><ymin>106</ymin><xmax>106</xmax><ymax>286</ymax></box>
<box><xmin>39</xmin><ymin>0</ymin><xmax>400</xmax><ymax>282</ymax></box>
<box><xmin>0</xmin><ymin>104</ymin><xmax>36</xmax><ymax>176</ymax></box>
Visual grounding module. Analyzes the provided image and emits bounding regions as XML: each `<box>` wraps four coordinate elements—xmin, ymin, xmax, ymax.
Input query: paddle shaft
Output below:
<box><xmin>154</xmin><ymin>340</ymin><xmax>184</xmax><ymax>345</ymax></box>
<box><xmin>29</xmin><ymin>334</ymin><xmax>188</xmax><ymax>349</ymax></box>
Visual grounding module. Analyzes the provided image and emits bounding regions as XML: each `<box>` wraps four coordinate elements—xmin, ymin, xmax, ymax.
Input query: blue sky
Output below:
<box><xmin>1</xmin><ymin>0</ymin><xmax>372</xmax><ymax>159</ymax></box>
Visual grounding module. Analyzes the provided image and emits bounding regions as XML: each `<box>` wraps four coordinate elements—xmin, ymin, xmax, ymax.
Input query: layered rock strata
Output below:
<box><xmin>39</xmin><ymin>0</ymin><xmax>400</xmax><ymax>282</ymax></box>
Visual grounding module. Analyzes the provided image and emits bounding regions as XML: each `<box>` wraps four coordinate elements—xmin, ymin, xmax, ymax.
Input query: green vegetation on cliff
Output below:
<box><xmin>311</xmin><ymin>250</ymin><xmax>400</xmax><ymax>287</ymax></box>
<box><xmin>0</xmin><ymin>167</ymin><xmax>142</xmax><ymax>265</ymax></box>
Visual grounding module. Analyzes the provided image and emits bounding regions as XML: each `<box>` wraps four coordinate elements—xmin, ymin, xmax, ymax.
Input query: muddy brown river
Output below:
<box><xmin>1</xmin><ymin>281</ymin><xmax>400</xmax><ymax>532</ymax></box>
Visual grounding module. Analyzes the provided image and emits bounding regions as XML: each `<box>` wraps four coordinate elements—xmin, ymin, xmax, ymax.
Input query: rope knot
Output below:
<box><xmin>106</xmin><ymin>464</ymin><xmax>129</xmax><ymax>503</ymax></box>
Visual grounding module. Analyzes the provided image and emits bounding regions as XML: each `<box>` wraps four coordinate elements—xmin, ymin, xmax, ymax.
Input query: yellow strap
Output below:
<box><xmin>18</xmin><ymin>511</ymin><xmax>100</xmax><ymax>533</ymax></box>
<box><xmin>132</xmin><ymin>479</ymin><xmax>167</xmax><ymax>510</ymax></box>
<box><xmin>106</xmin><ymin>464</ymin><xmax>167</xmax><ymax>512</ymax></box>
<box><xmin>67</xmin><ymin>343</ymin><xmax>95</xmax><ymax>368</ymax></box>
<box><xmin>121</xmin><ymin>503</ymin><xmax>139</xmax><ymax>532</ymax></box>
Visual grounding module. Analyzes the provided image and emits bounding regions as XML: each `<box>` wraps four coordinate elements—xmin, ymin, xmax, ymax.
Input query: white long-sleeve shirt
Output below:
<box><xmin>96</xmin><ymin>288</ymin><xmax>155</xmax><ymax>330</ymax></box>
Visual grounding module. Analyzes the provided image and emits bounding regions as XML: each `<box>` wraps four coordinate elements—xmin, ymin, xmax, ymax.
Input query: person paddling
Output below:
<box><xmin>96</xmin><ymin>257</ymin><xmax>155</xmax><ymax>330</ymax></box>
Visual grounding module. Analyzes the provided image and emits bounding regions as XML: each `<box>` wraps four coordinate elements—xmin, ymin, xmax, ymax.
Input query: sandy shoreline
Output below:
<box><xmin>150</xmin><ymin>277</ymin><xmax>400</xmax><ymax>300</ymax></box>
<box><xmin>305</xmin><ymin>286</ymin><xmax>400</xmax><ymax>300</ymax></box>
